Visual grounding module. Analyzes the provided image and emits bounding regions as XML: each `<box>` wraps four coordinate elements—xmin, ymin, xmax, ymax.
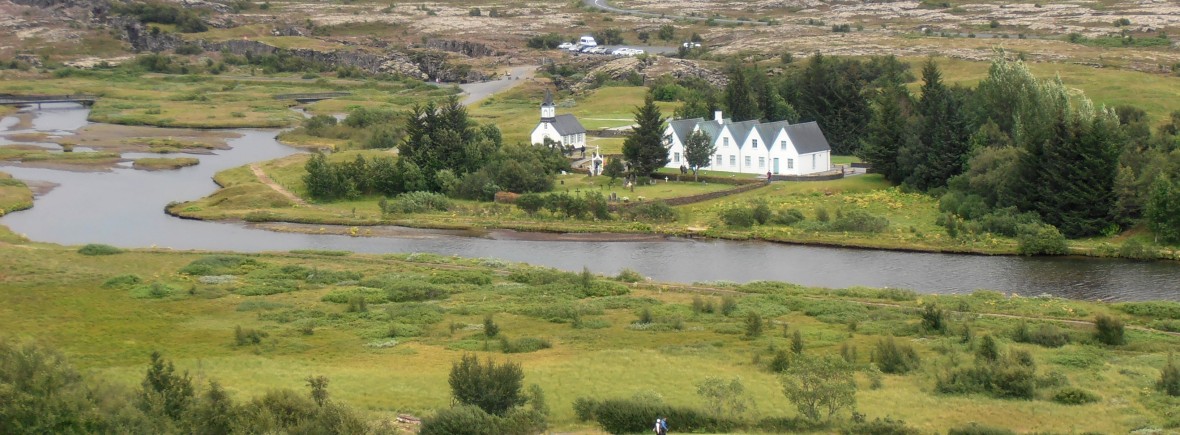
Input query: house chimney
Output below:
<box><xmin>714</xmin><ymin>110</ymin><xmax>723</xmax><ymax>124</ymax></box>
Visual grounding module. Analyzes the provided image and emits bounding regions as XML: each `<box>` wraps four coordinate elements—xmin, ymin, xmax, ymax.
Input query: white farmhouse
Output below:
<box><xmin>664</xmin><ymin>111</ymin><xmax>832</xmax><ymax>176</ymax></box>
<box><xmin>530</xmin><ymin>89</ymin><xmax>586</xmax><ymax>149</ymax></box>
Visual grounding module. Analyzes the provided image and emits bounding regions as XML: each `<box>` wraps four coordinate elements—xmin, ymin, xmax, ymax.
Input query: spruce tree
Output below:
<box><xmin>1033</xmin><ymin>108</ymin><xmax>1121</xmax><ymax>237</ymax></box>
<box><xmin>859</xmin><ymin>82</ymin><xmax>913</xmax><ymax>184</ymax></box>
<box><xmin>723</xmin><ymin>65</ymin><xmax>760</xmax><ymax>122</ymax></box>
<box><xmin>791</xmin><ymin>53</ymin><xmax>872</xmax><ymax>155</ymax></box>
<box><xmin>901</xmin><ymin>59</ymin><xmax>972</xmax><ymax>191</ymax></box>
<box><xmin>622</xmin><ymin>93</ymin><xmax>670</xmax><ymax>177</ymax></box>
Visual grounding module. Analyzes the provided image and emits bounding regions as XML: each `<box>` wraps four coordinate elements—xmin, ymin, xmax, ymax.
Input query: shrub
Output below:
<box><xmin>745</xmin><ymin>311</ymin><xmax>763</xmax><ymax>338</ymax></box>
<box><xmin>920</xmin><ymin>303</ymin><xmax>945</xmax><ymax>333</ymax></box>
<box><xmin>386</xmin><ymin>191</ymin><xmax>451</xmax><ymax>214</ymax></box>
<box><xmin>583</xmin><ymin>397</ymin><xmax>737</xmax><ymax>434</ymax></box>
<box><xmin>131</xmin><ymin>282</ymin><xmax>176</xmax><ymax>299</ymax></box>
<box><xmin>179</xmin><ymin>255</ymin><xmax>260</xmax><ymax>275</ymax></box>
<box><xmin>842</xmin><ymin>417</ymin><xmax>920</xmax><ymax>435</ymax></box>
<box><xmin>772</xmin><ymin>208</ymin><xmax>805</xmax><ymax>225</ymax></box>
<box><xmin>420</xmin><ymin>405</ymin><xmax>500</xmax><ymax>435</ymax></box>
<box><xmin>501</xmin><ymin>337</ymin><xmax>552</xmax><ymax>353</ymax></box>
<box><xmin>448</xmin><ymin>354</ymin><xmax>525</xmax><ymax>416</ymax></box>
<box><xmin>385</xmin><ymin>281</ymin><xmax>450</xmax><ymax>302</ymax></box>
<box><xmin>1050</xmin><ymin>387</ymin><xmax>1100</xmax><ymax>405</ymax></box>
<box><xmin>720</xmin><ymin>206</ymin><xmax>757</xmax><ymax>227</ymax></box>
<box><xmin>1016</xmin><ymin>224</ymin><xmax>1067</xmax><ymax>255</ymax></box>
<box><xmin>233</xmin><ymin>325</ymin><xmax>267</xmax><ymax>346</ymax></box>
<box><xmin>831</xmin><ymin>209</ymin><xmax>889</xmax><ymax>233</ymax></box>
<box><xmin>947</xmin><ymin>423</ymin><xmax>1016</xmax><ymax>435</ymax></box>
<box><xmin>1093</xmin><ymin>314</ymin><xmax>1125</xmax><ymax>346</ymax></box>
<box><xmin>624</xmin><ymin>201</ymin><xmax>677</xmax><ymax>222</ymax></box>
<box><xmin>515</xmin><ymin>193</ymin><xmax>546</xmax><ymax>215</ymax></box>
<box><xmin>815</xmin><ymin>207</ymin><xmax>830</xmax><ymax>222</ymax></box>
<box><xmin>616</xmin><ymin>268</ymin><xmax>644</xmax><ymax>283</ymax></box>
<box><xmin>1159</xmin><ymin>353</ymin><xmax>1180</xmax><ymax>397</ymax></box>
<box><xmin>103</xmin><ymin>274</ymin><xmax>142</xmax><ymax>289</ymax></box>
<box><xmin>872</xmin><ymin>337</ymin><xmax>921</xmax><ymax>374</ymax></box>
<box><xmin>720</xmin><ymin>296</ymin><xmax>738</xmax><ymax>316</ymax></box>
<box><xmin>78</xmin><ymin>243</ymin><xmax>123</xmax><ymax>255</ymax></box>
<box><xmin>1012</xmin><ymin>322</ymin><xmax>1070</xmax><ymax>348</ymax></box>
<box><xmin>484</xmin><ymin>315</ymin><xmax>500</xmax><ymax>338</ymax></box>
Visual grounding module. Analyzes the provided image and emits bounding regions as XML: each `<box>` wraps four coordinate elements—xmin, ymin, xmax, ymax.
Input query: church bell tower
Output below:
<box><xmin>540</xmin><ymin>89</ymin><xmax>556</xmax><ymax>122</ymax></box>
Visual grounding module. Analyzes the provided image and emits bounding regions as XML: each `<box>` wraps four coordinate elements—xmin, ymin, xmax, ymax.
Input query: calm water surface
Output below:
<box><xmin>2</xmin><ymin>104</ymin><xmax>1179</xmax><ymax>301</ymax></box>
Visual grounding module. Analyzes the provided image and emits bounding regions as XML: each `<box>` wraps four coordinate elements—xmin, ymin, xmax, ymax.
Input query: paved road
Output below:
<box><xmin>457</xmin><ymin>65</ymin><xmax>537</xmax><ymax>106</ymax></box>
<box><xmin>583</xmin><ymin>0</ymin><xmax>766</xmax><ymax>26</ymax></box>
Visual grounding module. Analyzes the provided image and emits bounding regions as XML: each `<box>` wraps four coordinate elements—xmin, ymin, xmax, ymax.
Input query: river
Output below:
<box><xmin>2</xmin><ymin>104</ymin><xmax>1179</xmax><ymax>302</ymax></box>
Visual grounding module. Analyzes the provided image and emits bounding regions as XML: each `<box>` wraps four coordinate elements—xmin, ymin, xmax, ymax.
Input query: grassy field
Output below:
<box><xmin>0</xmin><ymin>232</ymin><xmax>1178</xmax><ymax>432</ymax></box>
<box><xmin>0</xmin><ymin>171</ymin><xmax>33</xmax><ymax>217</ymax></box>
<box><xmin>469</xmin><ymin>83</ymin><xmax>678</xmax><ymax>146</ymax></box>
<box><xmin>916</xmin><ymin>56</ymin><xmax>1180</xmax><ymax>124</ymax></box>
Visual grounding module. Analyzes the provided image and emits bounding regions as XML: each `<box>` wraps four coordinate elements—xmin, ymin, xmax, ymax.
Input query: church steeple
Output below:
<box><xmin>540</xmin><ymin>88</ymin><xmax>556</xmax><ymax>122</ymax></box>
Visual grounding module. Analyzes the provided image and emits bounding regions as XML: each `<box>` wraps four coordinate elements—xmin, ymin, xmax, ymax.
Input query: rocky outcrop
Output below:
<box><xmin>571</xmin><ymin>56</ymin><xmax>726</xmax><ymax>93</ymax></box>
<box><xmin>424</xmin><ymin>39</ymin><xmax>497</xmax><ymax>58</ymax></box>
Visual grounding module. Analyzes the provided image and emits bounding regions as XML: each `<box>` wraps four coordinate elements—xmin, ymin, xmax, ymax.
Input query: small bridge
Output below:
<box><xmin>273</xmin><ymin>92</ymin><xmax>351</xmax><ymax>103</ymax></box>
<box><xmin>0</xmin><ymin>94</ymin><xmax>98</xmax><ymax>108</ymax></box>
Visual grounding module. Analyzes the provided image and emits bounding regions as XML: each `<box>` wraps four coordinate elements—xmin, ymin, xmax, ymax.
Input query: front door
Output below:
<box><xmin>772</xmin><ymin>158</ymin><xmax>780</xmax><ymax>174</ymax></box>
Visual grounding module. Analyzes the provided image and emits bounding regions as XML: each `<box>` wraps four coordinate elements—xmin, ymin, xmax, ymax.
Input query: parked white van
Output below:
<box><xmin>579</xmin><ymin>36</ymin><xmax>598</xmax><ymax>47</ymax></box>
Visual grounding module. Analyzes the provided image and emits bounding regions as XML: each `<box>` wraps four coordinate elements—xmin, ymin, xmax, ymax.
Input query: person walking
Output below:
<box><xmin>653</xmin><ymin>418</ymin><xmax>662</xmax><ymax>434</ymax></box>
<box><xmin>659</xmin><ymin>416</ymin><xmax>668</xmax><ymax>434</ymax></box>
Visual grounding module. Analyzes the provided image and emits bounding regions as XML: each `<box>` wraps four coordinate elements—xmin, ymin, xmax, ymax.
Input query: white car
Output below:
<box><xmin>590</xmin><ymin>47</ymin><xmax>608</xmax><ymax>54</ymax></box>
<box><xmin>558</xmin><ymin>42</ymin><xmax>574</xmax><ymax>49</ymax></box>
<box><xmin>630</xmin><ymin>49</ymin><xmax>645</xmax><ymax>55</ymax></box>
<box><xmin>611</xmin><ymin>48</ymin><xmax>633</xmax><ymax>55</ymax></box>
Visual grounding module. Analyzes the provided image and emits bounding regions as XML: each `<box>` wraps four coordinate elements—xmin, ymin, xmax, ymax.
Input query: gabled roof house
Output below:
<box><xmin>664</xmin><ymin>111</ymin><xmax>832</xmax><ymax>176</ymax></box>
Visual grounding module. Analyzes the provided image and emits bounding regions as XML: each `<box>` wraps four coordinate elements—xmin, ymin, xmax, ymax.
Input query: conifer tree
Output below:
<box><xmin>723</xmin><ymin>65</ymin><xmax>760</xmax><ymax>122</ymax></box>
<box><xmin>859</xmin><ymin>82</ymin><xmax>913</xmax><ymax>184</ymax></box>
<box><xmin>1147</xmin><ymin>175</ymin><xmax>1180</xmax><ymax>244</ymax></box>
<box><xmin>900</xmin><ymin>59</ymin><xmax>972</xmax><ymax>191</ymax></box>
<box><xmin>622</xmin><ymin>93</ymin><xmax>670</xmax><ymax>177</ymax></box>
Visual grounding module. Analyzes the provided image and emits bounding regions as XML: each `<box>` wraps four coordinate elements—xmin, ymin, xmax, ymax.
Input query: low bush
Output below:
<box><xmin>947</xmin><ymin>423</ymin><xmax>1016</xmax><ymax>435</ymax></box>
<box><xmin>872</xmin><ymin>337</ymin><xmax>921</xmax><ymax>374</ymax></box>
<box><xmin>78</xmin><ymin>244</ymin><xmax>123</xmax><ymax>255</ymax></box>
<box><xmin>233</xmin><ymin>325</ymin><xmax>267</xmax><ymax>346</ymax></box>
<box><xmin>771</xmin><ymin>208</ymin><xmax>805</xmax><ymax>225</ymax></box>
<box><xmin>1159</xmin><ymin>354</ymin><xmax>1180</xmax><ymax>397</ymax></box>
<box><xmin>841</xmin><ymin>417</ymin><xmax>920</xmax><ymax>435</ymax></box>
<box><xmin>102</xmin><ymin>274</ymin><xmax>142</xmax><ymax>289</ymax></box>
<box><xmin>936</xmin><ymin>351</ymin><xmax>1038</xmax><ymax>399</ymax></box>
<box><xmin>615</xmin><ymin>268</ymin><xmax>644</xmax><ymax>283</ymax></box>
<box><xmin>720</xmin><ymin>206</ymin><xmax>757</xmax><ymax>228</ymax></box>
<box><xmin>830</xmin><ymin>209</ymin><xmax>889</xmax><ymax>233</ymax></box>
<box><xmin>579</xmin><ymin>397</ymin><xmax>738</xmax><ymax>434</ymax></box>
<box><xmin>1115</xmin><ymin>301</ymin><xmax>1180</xmax><ymax>320</ymax></box>
<box><xmin>385</xmin><ymin>191</ymin><xmax>451</xmax><ymax>214</ymax></box>
<box><xmin>1012</xmin><ymin>322</ymin><xmax>1070</xmax><ymax>348</ymax></box>
<box><xmin>130</xmin><ymin>282</ymin><xmax>176</xmax><ymax>299</ymax></box>
<box><xmin>623</xmin><ymin>201</ymin><xmax>677</xmax><ymax>222</ymax></box>
<box><xmin>384</xmin><ymin>281</ymin><xmax>450</xmax><ymax>302</ymax></box>
<box><xmin>1016</xmin><ymin>223</ymin><xmax>1067</xmax><ymax>255</ymax></box>
<box><xmin>1093</xmin><ymin>314</ymin><xmax>1125</xmax><ymax>346</ymax></box>
<box><xmin>1050</xmin><ymin>387</ymin><xmax>1100</xmax><ymax>405</ymax></box>
<box><xmin>500</xmin><ymin>337</ymin><xmax>552</xmax><ymax>353</ymax></box>
<box><xmin>179</xmin><ymin>255</ymin><xmax>261</xmax><ymax>275</ymax></box>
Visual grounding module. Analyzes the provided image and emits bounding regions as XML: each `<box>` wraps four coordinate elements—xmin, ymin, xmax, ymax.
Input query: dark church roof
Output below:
<box><xmin>550</xmin><ymin>114</ymin><xmax>585</xmax><ymax>135</ymax></box>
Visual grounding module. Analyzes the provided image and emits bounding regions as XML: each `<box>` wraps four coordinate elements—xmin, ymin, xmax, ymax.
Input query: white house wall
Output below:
<box><xmin>661</xmin><ymin>120</ymin><xmax>831</xmax><ymax>176</ymax></box>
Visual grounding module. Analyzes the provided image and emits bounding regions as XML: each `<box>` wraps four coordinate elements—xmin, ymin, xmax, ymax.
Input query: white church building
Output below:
<box><xmin>530</xmin><ymin>89</ymin><xmax>586</xmax><ymax>149</ymax></box>
<box><xmin>664</xmin><ymin>111</ymin><xmax>832</xmax><ymax>176</ymax></box>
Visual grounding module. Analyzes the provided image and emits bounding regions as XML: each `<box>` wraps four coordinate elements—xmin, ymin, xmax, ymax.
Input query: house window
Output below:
<box><xmin>752</xmin><ymin>139</ymin><xmax>759</xmax><ymax>148</ymax></box>
<box><xmin>758</xmin><ymin>157</ymin><xmax>765</xmax><ymax>168</ymax></box>
<box><xmin>812</xmin><ymin>154</ymin><xmax>817</xmax><ymax>169</ymax></box>
<box><xmin>729</xmin><ymin>155</ymin><xmax>736</xmax><ymax>166</ymax></box>
<box><xmin>781</xmin><ymin>140</ymin><xmax>786</xmax><ymax>150</ymax></box>
<box><xmin>788</xmin><ymin>158</ymin><xmax>794</xmax><ymax>169</ymax></box>
<box><xmin>715</xmin><ymin>154</ymin><xmax>722</xmax><ymax>165</ymax></box>
<box><xmin>723</xmin><ymin>137</ymin><xmax>729</xmax><ymax>147</ymax></box>
<box><xmin>744</xmin><ymin>156</ymin><xmax>751</xmax><ymax>167</ymax></box>
<box><xmin>674</xmin><ymin>152</ymin><xmax>680</xmax><ymax>163</ymax></box>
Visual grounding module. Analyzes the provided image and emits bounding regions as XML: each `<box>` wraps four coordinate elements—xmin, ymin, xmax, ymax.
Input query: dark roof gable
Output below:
<box><xmin>551</xmin><ymin>114</ymin><xmax>585</xmax><ymax>135</ymax></box>
<box><xmin>785</xmin><ymin>121</ymin><xmax>831</xmax><ymax>154</ymax></box>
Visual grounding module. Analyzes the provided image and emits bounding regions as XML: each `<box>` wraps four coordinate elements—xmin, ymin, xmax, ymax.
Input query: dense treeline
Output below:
<box><xmin>860</xmin><ymin>55</ymin><xmax>1180</xmax><ymax>241</ymax></box>
<box><xmin>114</xmin><ymin>1</ymin><xmax>209</xmax><ymax>33</ymax></box>
<box><xmin>0</xmin><ymin>341</ymin><xmax>384</xmax><ymax>434</ymax></box>
<box><xmin>304</xmin><ymin>96</ymin><xmax>567</xmax><ymax>201</ymax></box>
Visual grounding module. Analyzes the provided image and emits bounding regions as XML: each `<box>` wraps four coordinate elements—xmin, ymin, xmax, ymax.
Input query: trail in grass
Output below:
<box><xmin>250</xmin><ymin>163</ymin><xmax>306</xmax><ymax>206</ymax></box>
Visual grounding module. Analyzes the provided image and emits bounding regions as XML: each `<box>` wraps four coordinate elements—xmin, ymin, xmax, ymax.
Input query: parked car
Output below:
<box><xmin>579</xmin><ymin>45</ymin><xmax>595</xmax><ymax>53</ymax></box>
<box><xmin>579</xmin><ymin>35</ymin><xmax>598</xmax><ymax>47</ymax></box>
<box><xmin>630</xmin><ymin>49</ymin><xmax>646</xmax><ymax>55</ymax></box>
<box><xmin>590</xmin><ymin>47</ymin><xmax>608</xmax><ymax>54</ymax></box>
<box><xmin>682</xmin><ymin>42</ymin><xmax>702</xmax><ymax>48</ymax></box>
<box><xmin>558</xmin><ymin>42</ymin><xmax>574</xmax><ymax>49</ymax></box>
<box><xmin>611</xmin><ymin>48</ymin><xmax>633</xmax><ymax>56</ymax></box>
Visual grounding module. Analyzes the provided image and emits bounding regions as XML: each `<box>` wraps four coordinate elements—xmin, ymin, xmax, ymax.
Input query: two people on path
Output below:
<box><xmin>653</xmin><ymin>416</ymin><xmax>668</xmax><ymax>435</ymax></box>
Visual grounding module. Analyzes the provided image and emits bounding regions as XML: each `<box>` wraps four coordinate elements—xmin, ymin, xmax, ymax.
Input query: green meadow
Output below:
<box><xmin>0</xmin><ymin>228</ymin><xmax>1178</xmax><ymax>433</ymax></box>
